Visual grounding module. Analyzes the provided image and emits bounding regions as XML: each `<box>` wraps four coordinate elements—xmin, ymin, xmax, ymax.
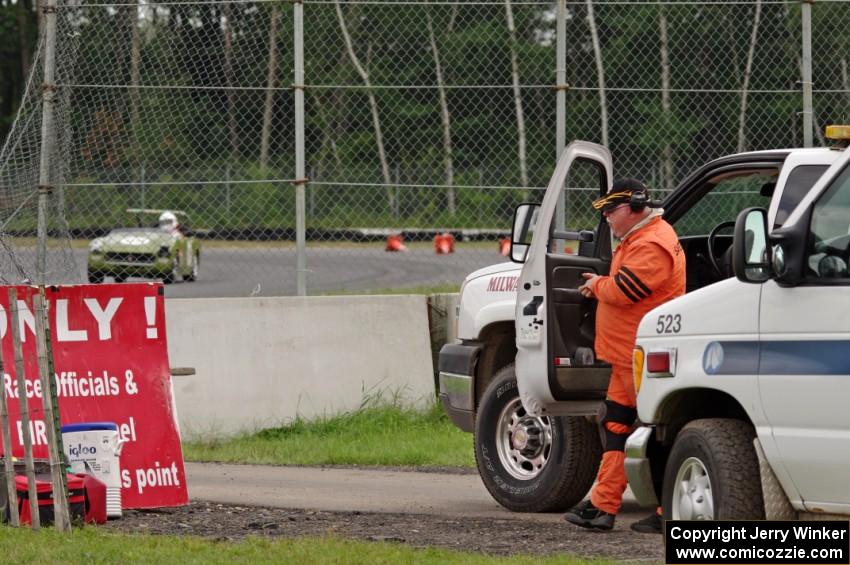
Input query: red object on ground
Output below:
<box><xmin>499</xmin><ymin>238</ymin><xmax>511</xmax><ymax>256</ymax></box>
<box><xmin>385</xmin><ymin>234</ymin><xmax>407</xmax><ymax>252</ymax></box>
<box><xmin>15</xmin><ymin>473</ymin><xmax>86</xmax><ymax>525</ymax></box>
<box><xmin>434</xmin><ymin>233</ymin><xmax>455</xmax><ymax>254</ymax></box>
<box><xmin>77</xmin><ymin>473</ymin><xmax>107</xmax><ymax>524</ymax></box>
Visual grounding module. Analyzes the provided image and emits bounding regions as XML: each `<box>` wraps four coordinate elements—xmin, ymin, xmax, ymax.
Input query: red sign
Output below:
<box><xmin>0</xmin><ymin>283</ymin><xmax>187</xmax><ymax>509</ymax></box>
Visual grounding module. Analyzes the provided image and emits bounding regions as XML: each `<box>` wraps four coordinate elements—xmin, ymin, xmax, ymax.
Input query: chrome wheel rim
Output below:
<box><xmin>495</xmin><ymin>397</ymin><xmax>553</xmax><ymax>480</ymax></box>
<box><xmin>672</xmin><ymin>456</ymin><xmax>714</xmax><ymax>520</ymax></box>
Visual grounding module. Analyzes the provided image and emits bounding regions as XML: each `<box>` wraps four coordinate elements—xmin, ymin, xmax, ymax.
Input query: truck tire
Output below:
<box><xmin>474</xmin><ymin>364</ymin><xmax>601</xmax><ymax>512</ymax></box>
<box><xmin>662</xmin><ymin>418</ymin><xmax>764</xmax><ymax>521</ymax></box>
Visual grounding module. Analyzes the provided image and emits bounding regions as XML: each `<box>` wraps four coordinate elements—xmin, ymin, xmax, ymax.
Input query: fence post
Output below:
<box><xmin>294</xmin><ymin>0</ymin><xmax>307</xmax><ymax>296</ymax></box>
<box><xmin>9</xmin><ymin>288</ymin><xmax>40</xmax><ymax>530</ymax></box>
<box><xmin>801</xmin><ymin>0</ymin><xmax>813</xmax><ymax>147</ymax></box>
<box><xmin>36</xmin><ymin>0</ymin><xmax>59</xmax><ymax>284</ymax></box>
<box><xmin>34</xmin><ymin>287</ymin><xmax>70</xmax><ymax>532</ymax></box>
<box><xmin>555</xmin><ymin>0</ymin><xmax>566</xmax><ymax>232</ymax></box>
<box><xmin>0</xmin><ymin>324</ymin><xmax>20</xmax><ymax>527</ymax></box>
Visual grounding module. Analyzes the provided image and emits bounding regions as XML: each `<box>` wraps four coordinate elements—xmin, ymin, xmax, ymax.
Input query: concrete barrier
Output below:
<box><xmin>165</xmin><ymin>295</ymin><xmax>436</xmax><ymax>438</ymax></box>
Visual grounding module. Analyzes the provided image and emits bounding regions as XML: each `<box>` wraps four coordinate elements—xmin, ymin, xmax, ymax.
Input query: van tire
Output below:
<box><xmin>662</xmin><ymin>418</ymin><xmax>764</xmax><ymax>520</ymax></box>
<box><xmin>474</xmin><ymin>364</ymin><xmax>601</xmax><ymax>512</ymax></box>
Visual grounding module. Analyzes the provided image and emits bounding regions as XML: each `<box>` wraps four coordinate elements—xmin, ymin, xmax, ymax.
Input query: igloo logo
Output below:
<box><xmin>69</xmin><ymin>443</ymin><xmax>97</xmax><ymax>458</ymax></box>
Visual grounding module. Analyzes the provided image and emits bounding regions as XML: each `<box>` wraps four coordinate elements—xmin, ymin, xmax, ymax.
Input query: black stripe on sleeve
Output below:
<box><xmin>617</xmin><ymin>271</ymin><xmax>648</xmax><ymax>300</ymax></box>
<box><xmin>614</xmin><ymin>274</ymin><xmax>640</xmax><ymax>302</ymax></box>
<box><xmin>619</xmin><ymin>266</ymin><xmax>652</xmax><ymax>296</ymax></box>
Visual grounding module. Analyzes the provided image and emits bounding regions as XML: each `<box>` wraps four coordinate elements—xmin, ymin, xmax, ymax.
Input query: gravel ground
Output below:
<box><xmin>104</xmin><ymin>501</ymin><xmax>665</xmax><ymax>561</ymax></box>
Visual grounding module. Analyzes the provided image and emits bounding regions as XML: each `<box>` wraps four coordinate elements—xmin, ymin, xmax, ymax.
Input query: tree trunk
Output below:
<box><xmin>17</xmin><ymin>0</ymin><xmax>32</xmax><ymax>82</ymax></box>
<box><xmin>313</xmin><ymin>94</ymin><xmax>343</xmax><ymax>167</ymax></box>
<box><xmin>447</xmin><ymin>3</ymin><xmax>458</xmax><ymax>33</ymax></box>
<box><xmin>782</xmin><ymin>3</ymin><xmax>824</xmax><ymax>147</ymax></box>
<box><xmin>586</xmin><ymin>0</ymin><xmax>608</xmax><ymax>147</ymax></box>
<box><xmin>335</xmin><ymin>2</ymin><xmax>392</xmax><ymax>209</ymax></box>
<box><xmin>259</xmin><ymin>6</ymin><xmax>278</xmax><ymax>171</ymax></box>
<box><xmin>843</xmin><ymin>57</ymin><xmax>850</xmax><ymax>107</ymax></box>
<box><xmin>426</xmin><ymin>6</ymin><xmax>455</xmax><ymax>216</ymax></box>
<box><xmin>129</xmin><ymin>1</ymin><xmax>141</xmax><ymax>132</ymax></box>
<box><xmin>659</xmin><ymin>6</ymin><xmax>673</xmax><ymax>191</ymax></box>
<box><xmin>737</xmin><ymin>0</ymin><xmax>761</xmax><ymax>152</ymax></box>
<box><xmin>223</xmin><ymin>2</ymin><xmax>239</xmax><ymax>160</ymax></box>
<box><xmin>504</xmin><ymin>0</ymin><xmax>528</xmax><ymax>188</ymax></box>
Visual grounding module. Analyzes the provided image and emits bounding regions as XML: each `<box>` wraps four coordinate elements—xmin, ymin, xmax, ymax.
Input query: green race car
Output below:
<box><xmin>87</xmin><ymin>209</ymin><xmax>200</xmax><ymax>284</ymax></box>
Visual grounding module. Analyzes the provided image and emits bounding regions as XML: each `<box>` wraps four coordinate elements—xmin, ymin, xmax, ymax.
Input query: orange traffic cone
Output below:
<box><xmin>434</xmin><ymin>233</ymin><xmax>455</xmax><ymax>254</ymax></box>
<box><xmin>499</xmin><ymin>238</ymin><xmax>511</xmax><ymax>256</ymax></box>
<box><xmin>385</xmin><ymin>234</ymin><xmax>408</xmax><ymax>252</ymax></box>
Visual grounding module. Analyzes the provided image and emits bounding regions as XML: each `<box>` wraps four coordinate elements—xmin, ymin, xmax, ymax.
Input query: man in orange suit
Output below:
<box><xmin>564</xmin><ymin>178</ymin><xmax>686</xmax><ymax>534</ymax></box>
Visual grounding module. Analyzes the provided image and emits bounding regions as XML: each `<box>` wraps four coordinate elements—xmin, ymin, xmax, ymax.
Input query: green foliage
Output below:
<box><xmin>183</xmin><ymin>398</ymin><xmax>475</xmax><ymax>468</ymax></box>
<box><xmin>3</xmin><ymin>1</ymin><xmax>847</xmax><ymax>236</ymax></box>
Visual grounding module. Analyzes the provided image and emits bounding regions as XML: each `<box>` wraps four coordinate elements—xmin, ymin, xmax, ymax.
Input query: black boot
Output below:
<box><xmin>563</xmin><ymin>500</ymin><xmax>615</xmax><ymax>531</ymax></box>
<box><xmin>630</xmin><ymin>513</ymin><xmax>663</xmax><ymax>534</ymax></box>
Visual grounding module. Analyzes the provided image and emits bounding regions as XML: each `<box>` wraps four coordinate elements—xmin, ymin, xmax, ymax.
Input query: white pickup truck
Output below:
<box><xmin>626</xmin><ymin>130</ymin><xmax>850</xmax><ymax>521</ymax></box>
<box><xmin>439</xmin><ymin>134</ymin><xmax>846</xmax><ymax>513</ymax></box>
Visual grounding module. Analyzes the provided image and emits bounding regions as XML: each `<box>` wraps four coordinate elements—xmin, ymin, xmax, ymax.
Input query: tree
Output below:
<box><xmin>504</xmin><ymin>0</ymin><xmax>528</xmax><ymax>187</ymax></box>
<box><xmin>260</xmin><ymin>6</ymin><xmax>279</xmax><ymax>171</ymax></box>
<box><xmin>737</xmin><ymin>0</ymin><xmax>762</xmax><ymax>152</ymax></box>
<box><xmin>659</xmin><ymin>6</ymin><xmax>672</xmax><ymax>190</ymax></box>
<box><xmin>426</xmin><ymin>4</ymin><xmax>455</xmax><ymax>215</ymax></box>
<box><xmin>335</xmin><ymin>1</ymin><xmax>392</xmax><ymax>208</ymax></box>
<box><xmin>585</xmin><ymin>0</ymin><xmax>608</xmax><ymax>147</ymax></box>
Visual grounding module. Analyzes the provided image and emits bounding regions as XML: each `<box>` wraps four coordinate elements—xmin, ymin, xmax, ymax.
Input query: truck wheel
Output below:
<box><xmin>662</xmin><ymin>418</ymin><xmax>764</xmax><ymax>521</ymax></box>
<box><xmin>474</xmin><ymin>364</ymin><xmax>601</xmax><ymax>512</ymax></box>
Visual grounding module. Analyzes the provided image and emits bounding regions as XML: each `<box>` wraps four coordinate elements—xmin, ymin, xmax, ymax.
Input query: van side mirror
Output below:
<box><xmin>511</xmin><ymin>203</ymin><xmax>540</xmax><ymax>263</ymax></box>
<box><xmin>733</xmin><ymin>207</ymin><xmax>771</xmax><ymax>283</ymax></box>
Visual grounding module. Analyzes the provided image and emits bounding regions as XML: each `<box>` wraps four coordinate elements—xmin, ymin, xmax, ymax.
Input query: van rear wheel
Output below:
<box><xmin>474</xmin><ymin>364</ymin><xmax>601</xmax><ymax>512</ymax></box>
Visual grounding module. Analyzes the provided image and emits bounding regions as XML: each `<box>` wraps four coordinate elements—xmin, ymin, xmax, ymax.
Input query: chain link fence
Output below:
<box><xmin>0</xmin><ymin>0</ymin><xmax>846</xmax><ymax>296</ymax></box>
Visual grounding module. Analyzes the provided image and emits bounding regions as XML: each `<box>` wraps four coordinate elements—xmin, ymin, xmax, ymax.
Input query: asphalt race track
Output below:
<box><xmin>60</xmin><ymin>246</ymin><xmax>506</xmax><ymax>297</ymax></box>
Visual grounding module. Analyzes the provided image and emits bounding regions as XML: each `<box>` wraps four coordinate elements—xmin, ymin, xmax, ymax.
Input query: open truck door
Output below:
<box><xmin>514</xmin><ymin>141</ymin><xmax>614</xmax><ymax>417</ymax></box>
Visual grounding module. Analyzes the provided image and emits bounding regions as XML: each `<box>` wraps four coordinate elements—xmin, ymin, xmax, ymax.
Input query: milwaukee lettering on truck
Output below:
<box><xmin>487</xmin><ymin>276</ymin><xmax>518</xmax><ymax>293</ymax></box>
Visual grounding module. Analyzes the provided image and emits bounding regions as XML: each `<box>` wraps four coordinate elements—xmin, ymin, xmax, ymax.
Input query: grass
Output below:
<box><xmin>0</xmin><ymin>527</ymin><xmax>616</xmax><ymax>564</ymax></box>
<box><xmin>183</xmin><ymin>400</ymin><xmax>475</xmax><ymax>468</ymax></box>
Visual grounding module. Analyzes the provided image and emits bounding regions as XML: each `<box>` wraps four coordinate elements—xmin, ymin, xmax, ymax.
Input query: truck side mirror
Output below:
<box><xmin>733</xmin><ymin>207</ymin><xmax>771</xmax><ymax>283</ymax></box>
<box><xmin>511</xmin><ymin>203</ymin><xmax>540</xmax><ymax>263</ymax></box>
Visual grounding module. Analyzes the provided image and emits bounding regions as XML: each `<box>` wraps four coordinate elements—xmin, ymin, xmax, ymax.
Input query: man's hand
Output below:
<box><xmin>578</xmin><ymin>272</ymin><xmax>599</xmax><ymax>298</ymax></box>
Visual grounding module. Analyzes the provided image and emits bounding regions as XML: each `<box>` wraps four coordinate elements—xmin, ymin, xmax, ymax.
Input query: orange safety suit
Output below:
<box><xmin>589</xmin><ymin>215</ymin><xmax>686</xmax><ymax>515</ymax></box>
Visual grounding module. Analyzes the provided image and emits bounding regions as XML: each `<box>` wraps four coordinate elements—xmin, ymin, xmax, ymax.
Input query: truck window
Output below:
<box><xmin>775</xmin><ymin>165</ymin><xmax>830</xmax><ymax>227</ymax></box>
<box><xmin>673</xmin><ymin>174</ymin><xmax>774</xmax><ymax>237</ymax></box>
<box><xmin>807</xmin><ymin>164</ymin><xmax>850</xmax><ymax>280</ymax></box>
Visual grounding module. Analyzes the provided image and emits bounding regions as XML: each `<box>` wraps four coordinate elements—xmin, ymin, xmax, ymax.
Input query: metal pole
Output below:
<box><xmin>36</xmin><ymin>0</ymin><xmax>59</xmax><ymax>284</ymax></box>
<box><xmin>294</xmin><ymin>0</ymin><xmax>307</xmax><ymax>296</ymax></box>
<box><xmin>140</xmin><ymin>163</ymin><xmax>146</xmax><ymax>209</ymax></box>
<box><xmin>801</xmin><ymin>1</ymin><xmax>813</xmax><ymax>147</ymax></box>
<box><xmin>555</xmin><ymin>0</ymin><xmax>566</xmax><ymax>231</ymax></box>
<box><xmin>9</xmin><ymin>288</ymin><xmax>40</xmax><ymax>530</ymax></box>
<box><xmin>0</xmin><ymin>324</ymin><xmax>21</xmax><ymax>527</ymax></box>
<box><xmin>34</xmin><ymin>287</ymin><xmax>69</xmax><ymax>532</ymax></box>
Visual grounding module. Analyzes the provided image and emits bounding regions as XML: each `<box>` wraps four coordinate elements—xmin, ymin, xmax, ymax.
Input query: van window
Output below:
<box><xmin>674</xmin><ymin>174</ymin><xmax>773</xmax><ymax>237</ymax></box>
<box><xmin>807</xmin><ymin>164</ymin><xmax>850</xmax><ymax>280</ymax></box>
<box><xmin>775</xmin><ymin>165</ymin><xmax>830</xmax><ymax>227</ymax></box>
